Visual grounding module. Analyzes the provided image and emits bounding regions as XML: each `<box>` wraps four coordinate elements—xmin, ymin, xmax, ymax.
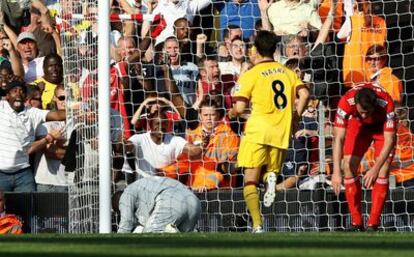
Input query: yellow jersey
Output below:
<box><xmin>234</xmin><ymin>61</ymin><xmax>304</xmax><ymax>149</ymax></box>
<box><xmin>33</xmin><ymin>77</ymin><xmax>58</xmax><ymax>110</ymax></box>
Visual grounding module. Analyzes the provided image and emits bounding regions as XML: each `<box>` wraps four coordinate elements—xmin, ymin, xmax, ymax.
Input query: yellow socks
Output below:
<box><xmin>243</xmin><ymin>184</ymin><xmax>262</xmax><ymax>228</ymax></box>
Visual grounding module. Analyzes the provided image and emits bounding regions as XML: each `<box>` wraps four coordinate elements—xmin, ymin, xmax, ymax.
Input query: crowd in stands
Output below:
<box><xmin>0</xmin><ymin>0</ymin><xmax>413</xmax><ymax>195</ymax></box>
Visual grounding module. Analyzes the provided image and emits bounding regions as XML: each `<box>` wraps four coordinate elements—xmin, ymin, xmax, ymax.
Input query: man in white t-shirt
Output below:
<box><xmin>0</xmin><ymin>80</ymin><xmax>66</xmax><ymax>192</ymax></box>
<box><xmin>34</xmin><ymin>85</ymin><xmax>67</xmax><ymax>192</ymax></box>
<box><xmin>123</xmin><ymin>110</ymin><xmax>203</xmax><ymax>176</ymax></box>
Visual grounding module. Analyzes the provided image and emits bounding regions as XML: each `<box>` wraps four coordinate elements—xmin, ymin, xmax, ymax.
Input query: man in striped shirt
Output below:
<box><xmin>0</xmin><ymin>80</ymin><xmax>66</xmax><ymax>192</ymax></box>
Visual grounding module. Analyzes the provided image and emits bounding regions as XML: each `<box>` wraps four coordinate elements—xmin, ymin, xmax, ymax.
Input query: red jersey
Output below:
<box><xmin>200</xmin><ymin>74</ymin><xmax>235</xmax><ymax>109</ymax></box>
<box><xmin>334</xmin><ymin>83</ymin><xmax>396</xmax><ymax>132</ymax></box>
<box><xmin>110</xmin><ymin>62</ymin><xmax>132</xmax><ymax>139</ymax></box>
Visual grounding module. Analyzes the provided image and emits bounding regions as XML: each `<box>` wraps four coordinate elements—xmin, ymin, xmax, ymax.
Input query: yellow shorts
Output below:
<box><xmin>237</xmin><ymin>139</ymin><xmax>286</xmax><ymax>173</ymax></box>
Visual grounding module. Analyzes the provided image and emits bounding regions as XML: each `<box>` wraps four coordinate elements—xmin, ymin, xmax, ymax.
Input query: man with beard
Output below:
<box><xmin>0</xmin><ymin>80</ymin><xmax>66</xmax><ymax>192</ymax></box>
<box><xmin>32</xmin><ymin>53</ymin><xmax>63</xmax><ymax>109</ymax></box>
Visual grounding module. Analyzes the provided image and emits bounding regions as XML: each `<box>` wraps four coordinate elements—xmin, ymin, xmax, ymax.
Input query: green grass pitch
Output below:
<box><xmin>0</xmin><ymin>233</ymin><xmax>413</xmax><ymax>257</ymax></box>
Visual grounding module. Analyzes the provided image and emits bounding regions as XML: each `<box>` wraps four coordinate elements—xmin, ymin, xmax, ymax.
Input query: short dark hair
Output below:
<box><xmin>26</xmin><ymin>84</ymin><xmax>41</xmax><ymax>98</ymax></box>
<box><xmin>5</xmin><ymin>80</ymin><xmax>27</xmax><ymax>94</ymax></box>
<box><xmin>200</xmin><ymin>97</ymin><xmax>225</xmax><ymax>119</ymax></box>
<box><xmin>199</xmin><ymin>98</ymin><xmax>220</xmax><ymax>110</ymax></box>
<box><xmin>173</xmin><ymin>17</ymin><xmax>188</xmax><ymax>29</ymax></box>
<box><xmin>230</xmin><ymin>36</ymin><xmax>243</xmax><ymax>44</ymax></box>
<box><xmin>198</xmin><ymin>55</ymin><xmax>218</xmax><ymax>69</ymax></box>
<box><xmin>223</xmin><ymin>25</ymin><xmax>241</xmax><ymax>40</ymax></box>
<box><xmin>355</xmin><ymin>87</ymin><xmax>377</xmax><ymax>111</ymax></box>
<box><xmin>43</xmin><ymin>53</ymin><xmax>63</xmax><ymax>70</ymax></box>
<box><xmin>254</xmin><ymin>30</ymin><xmax>278</xmax><ymax>58</ymax></box>
<box><xmin>164</xmin><ymin>36</ymin><xmax>179</xmax><ymax>46</ymax></box>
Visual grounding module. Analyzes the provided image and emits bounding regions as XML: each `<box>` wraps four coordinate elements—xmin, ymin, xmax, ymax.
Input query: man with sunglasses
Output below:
<box><xmin>33</xmin><ymin>85</ymin><xmax>67</xmax><ymax>192</ymax></box>
<box><xmin>364</xmin><ymin>44</ymin><xmax>402</xmax><ymax>105</ymax></box>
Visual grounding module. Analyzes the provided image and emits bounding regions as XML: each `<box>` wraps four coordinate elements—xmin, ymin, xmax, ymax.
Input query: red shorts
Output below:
<box><xmin>343</xmin><ymin>118</ymin><xmax>385</xmax><ymax>158</ymax></box>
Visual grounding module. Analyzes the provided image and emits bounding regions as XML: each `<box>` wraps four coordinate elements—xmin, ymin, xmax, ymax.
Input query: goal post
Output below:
<box><xmin>97</xmin><ymin>0</ymin><xmax>112</xmax><ymax>234</ymax></box>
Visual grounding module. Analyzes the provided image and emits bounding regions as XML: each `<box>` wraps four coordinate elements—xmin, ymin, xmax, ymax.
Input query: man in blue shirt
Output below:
<box><xmin>215</xmin><ymin>0</ymin><xmax>261</xmax><ymax>41</ymax></box>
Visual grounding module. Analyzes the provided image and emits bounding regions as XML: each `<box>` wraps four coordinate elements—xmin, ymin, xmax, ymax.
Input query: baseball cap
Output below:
<box><xmin>0</xmin><ymin>57</ymin><xmax>11</xmax><ymax>70</ymax></box>
<box><xmin>4</xmin><ymin>80</ymin><xmax>27</xmax><ymax>94</ymax></box>
<box><xmin>16</xmin><ymin>32</ymin><xmax>37</xmax><ymax>44</ymax></box>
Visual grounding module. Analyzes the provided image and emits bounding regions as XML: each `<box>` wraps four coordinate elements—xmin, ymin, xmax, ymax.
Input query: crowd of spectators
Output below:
<box><xmin>0</xmin><ymin>0</ymin><xmax>412</xmax><ymax>195</ymax></box>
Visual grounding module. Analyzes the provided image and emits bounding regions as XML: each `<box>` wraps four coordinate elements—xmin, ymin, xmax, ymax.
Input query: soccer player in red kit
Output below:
<box><xmin>332</xmin><ymin>83</ymin><xmax>397</xmax><ymax>231</ymax></box>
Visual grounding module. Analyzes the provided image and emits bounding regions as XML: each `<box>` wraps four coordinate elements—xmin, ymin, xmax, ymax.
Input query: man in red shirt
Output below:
<box><xmin>332</xmin><ymin>83</ymin><xmax>397</xmax><ymax>231</ymax></box>
<box><xmin>195</xmin><ymin>55</ymin><xmax>235</xmax><ymax>110</ymax></box>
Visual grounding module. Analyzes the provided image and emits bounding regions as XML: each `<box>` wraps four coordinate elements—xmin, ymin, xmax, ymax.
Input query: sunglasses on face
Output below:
<box><xmin>57</xmin><ymin>95</ymin><xmax>66</xmax><ymax>101</ymax></box>
<box><xmin>366</xmin><ymin>56</ymin><xmax>383</xmax><ymax>62</ymax></box>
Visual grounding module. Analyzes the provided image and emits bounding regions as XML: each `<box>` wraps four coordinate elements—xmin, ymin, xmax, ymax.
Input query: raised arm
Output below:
<box><xmin>2</xmin><ymin>39</ymin><xmax>24</xmax><ymax>77</ymax></box>
<box><xmin>0</xmin><ymin>12</ymin><xmax>18</xmax><ymax>49</ymax></box>
<box><xmin>192</xmin><ymin>79</ymin><xmax>204</xmax><ymax>110</ymax></box>
<box><xmin>258</xmin><ymin>0</ymin><xmax>273</xmax><ymax>31</ymax></box>
<box><xmin>118</xmin><ymin>0</ymin><xmax>140</xmax><ymax>14</ymax></box>
<box><xmin>313</xmin><ymin>0</ymin><xmax>336</xmax><ymax>48</ymax></box>
<box><xmin>131</xmin><ymin>96</ymin><xmax>182</xmax><ymax>125</ymax></box>
<box><xmin>127</xmin><ymin>34</ymin><xmax>152</xmax><ymax>64</ymax></box>
<box><xmin>196</xmin><ymin>34</ymin><xmax>207</xmax><ymax>60</ymax></box>
<box><xmin>31</xmin><ymin>0</ymin><xmax>54</xmax><ymax>32</ymax></box>
<box><xmin>189</xmin><ymin>0</ymin><xmax>212</xmax><ymax>13</ymax></box>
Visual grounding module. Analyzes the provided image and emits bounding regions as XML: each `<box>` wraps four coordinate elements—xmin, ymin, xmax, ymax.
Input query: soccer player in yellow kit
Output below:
<box><xmin>229</xmin><ymin>30</ymin><xmax>310</xmax><ymax>233</ymax></box>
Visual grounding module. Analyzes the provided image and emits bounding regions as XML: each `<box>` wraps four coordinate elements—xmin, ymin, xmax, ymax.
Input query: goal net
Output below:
<box><xmin>60</xmin><ymin>1</ymin><xmax>101</xmax><ymax>233</ymax></box>
<box><xmin>60</xmin><ymin>0</ymin><xmax>414</xmax><ymax>233</ymax></box>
